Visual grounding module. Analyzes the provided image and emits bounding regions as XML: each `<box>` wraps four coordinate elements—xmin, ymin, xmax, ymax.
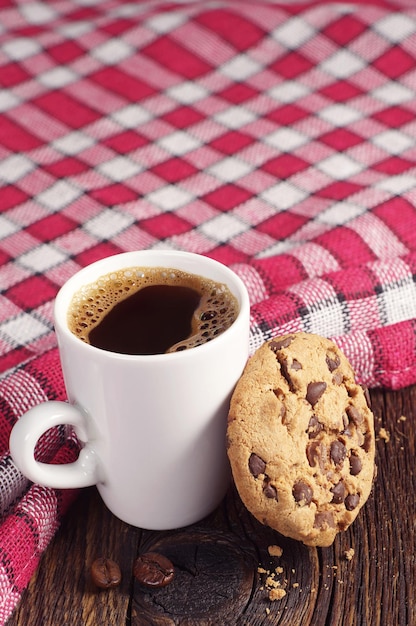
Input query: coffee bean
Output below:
<box><xmin>345</xmin><ymin>493</ymin><xmax>360</xmax><ymax>511</ymax></box>
<box><xmin>293</xmin><ymin>481</ymin><xmax>313</xmax><ymax>505</ymax></box>
<box><xmin>249</xmin><ymin>453</ymin><xmax>266</xmax><ymax>477</ymax></box>
<box><xmin>306</xmin><ymin>381</ymin><xmax>327</xmax><ymax>407</ymax></box>
<box><xmin>330</xmin><ymin>440</ymin><xmax>346</xmax><ymax>465</ymax></box>
<box><xmin>133</xmin><ymin>552</ymin><xmax>175</xmax><ymax>588</ymax></box>
<box><xmin>90</xmin><ymin>557</ymin><xmax>121</xmax><ymax>589</ymax></box>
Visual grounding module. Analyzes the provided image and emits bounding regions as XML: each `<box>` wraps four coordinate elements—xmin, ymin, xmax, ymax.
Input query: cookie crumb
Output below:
<box><xmin>266</xmin><ymin>574</ymin><xmax>280</xmax><ymax>589</ymax></box>
<box><xmin>344</xmin><ymin>548</ymin><xmax>355</xmax><ymax>561</ymax></box>
<box><xmin>378</xmin><ymin>427</ymin><xmax>390</xmax><ymax>442</ymax></box>
<box><xmin>268</xmin><ymin>544</ymin><xmax>283</xmax><ymax>557</ymax></box>
<box><xmin>265</xmin><ymin>607</ymin><xmax>271</xmax><ymax>615</ymax></box>
<box><xmin>275</xmin><ymin>566</ymin><xmax>283</xmax><ymax>575</ymax></box>
<box><xmin>398</xmin><ymin>415</ymin><xmax>407</xmax><ymax>422</ymax></box>
<box><xmin>269</xmin><ymin>587</ymin><xmax>286</xmax><ymax>601</ymax></box>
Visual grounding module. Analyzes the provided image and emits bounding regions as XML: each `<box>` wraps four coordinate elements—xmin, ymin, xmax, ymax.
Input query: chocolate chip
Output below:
<box><xmin>270</xmin><ymin>336</ymin><xmax>293</xmax><ymax>351</ymax></box>
<box><xmin>346</xmin><ymin>405</ymin><xmax>363</xmax><ymax>426</ymax></box>
<box><xmin>349</xmin><ymin>452</ymin><xmax>362</xmax><ymax>476</ymax></box>
<box><xmin>345</xmin><ymin>493</ymin><xmax>360</xmax><ymax>511</ymax></box>
<box><xmin>291</xmin><ymin>359</ymin><xmax>302</xmax><ymax>370</ymax></box>
<box><xmin>326</xmin><ymin>353</ymin><xmax>340</xmax><ymax>372</ymax></box>
<box><xmin>314</xmin><ymin>511</ymin><xmax>335</xmax><ymax>529</ymax></box>
<box><xmin>249</xmin><ymin>453</ymin><xmax>266</xmax><ymax>477</ymax></box>
<box><xmin>306</xmin><ymin>381</ymin><xmax>327</xmax><ymax>407</ymax></box>
<box><xmin>362</xmin><ymin>432</ymin><xmax>372</xmax><ymax>453</ymax></box>
<box><xmin>90</xmin><ymin>557</ymin><xmax>121</xmax><ymax>589</ymax></box>
<box><xmin>133</xmin><ymin>552</ymin><xmax>175</xmax><ymax>588</ymax></box>
<box><xmin>342</xmin><ymin>412</ymin><xmax>352</xmax><ymax>436</ymax></box>
<box><xmin>293</xmin><ymin>481</ymin><xmax>313</xmax><ymax>505</ymax></box>
<box><xmin>332</xmin><ymin>371</ymin><xmax>343</xmax><ymax>385</ymax></box>
<box><xmin>307</xmin><ymin>415</ymin><xmax>323</xmax><ymax>438</ymax></box>
<box><xmin>306</xmin><ymin>440</ymin><xmax>322</xmax><ymax>468</ymax></box>
<box><xmin>331</xmin><ymin>481</ymin><xmax>346</xmax><ymax>504</ymax></box>
<box><xmin>330</xmin><ymin>440</ymin><xmax>346</xmax><ymax>465</ymax></box>
<box><xmin>263</xmin><ymin>479</ymin><xmax>278</xmax><ymax>500</ymax></box>
<box><xmin>277</xmin><ymin>358</ymin><xmax>295</xmax><ymax>390</ymax></box>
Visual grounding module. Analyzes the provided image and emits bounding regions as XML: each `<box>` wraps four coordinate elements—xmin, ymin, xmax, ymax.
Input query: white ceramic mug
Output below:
<box><xmin>9</xmin><ymin>251</ymin><xmax>250</xmax><ymax>529</ymax></box>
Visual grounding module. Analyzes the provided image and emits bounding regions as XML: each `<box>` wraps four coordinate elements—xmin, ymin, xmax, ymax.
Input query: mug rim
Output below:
<box><xmin>54</xmin><ymin>250</ymin><xmax>250</xmax><ymax>361</ymax></box>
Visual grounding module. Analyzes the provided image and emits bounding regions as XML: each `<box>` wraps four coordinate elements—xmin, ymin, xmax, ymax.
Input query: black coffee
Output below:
<box><xmin>68</xmin><ymin>266</ymin><xmax>239</xmax><ymax>355</ymax></box>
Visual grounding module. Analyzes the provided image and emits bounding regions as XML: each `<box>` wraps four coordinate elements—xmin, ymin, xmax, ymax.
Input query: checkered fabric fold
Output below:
<box><xmin>2</xmin><ymin>0</ymin><xmax>416</xmax><ymax>621</ymax></box>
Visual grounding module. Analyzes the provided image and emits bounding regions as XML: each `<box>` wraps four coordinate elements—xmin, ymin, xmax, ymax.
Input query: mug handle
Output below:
<box><xmin>9</xmin><ymin>401</ymin><xmax>99</xmax><ymax>489</ymax></box>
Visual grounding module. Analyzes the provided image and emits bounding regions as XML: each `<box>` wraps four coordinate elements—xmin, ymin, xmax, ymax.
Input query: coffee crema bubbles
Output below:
<box><xmin>67</xmin><ymin>266</ymin><xmax>240</xmax><ymax>355</ymax></box>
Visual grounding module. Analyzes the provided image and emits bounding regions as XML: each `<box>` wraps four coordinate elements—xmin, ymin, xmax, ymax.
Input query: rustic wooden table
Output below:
<box><xmin>8</xmin><ymin>385</ymin><xmax>416</xmax><ymax>626</ymax></box>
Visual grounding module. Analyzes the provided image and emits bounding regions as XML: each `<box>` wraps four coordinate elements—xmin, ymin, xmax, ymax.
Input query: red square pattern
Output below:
<box><xmin>210</xmin><ymin>131</ymin><xmax>255</xmax><ymax>155</ymax></box>
<box><xmin>317</xmin><ymin>181</ymin><xmax>364</xmax><ymax>200</ymax></box>
<box><xmin>325</xmin><ymin>266</ymin><xmax>379</xmax><ymax>301</ymax></box>
<box><xmin>102</xmin><ymin>131</ymin><xmax>148</xmax><ymax>154</ymax></box>
<box><xmin>202</xmin><ymin>185</ymin><xmax>251</xmax><ymax>211</ymax></box>
<box><xmin>0</xmin><ymin>116</ymin><xmax>43</xmax><ymax>151</ymax></box>
<box><xmin>0</xmin><ymin>63</ymin><xmax>31</xmax><ymax>88</ymax></box>
<box><xmin>373</xmin><ymin>47</ymin><xmax>415</xmax><ymax>79</ymax></box>
<box><xmin>75</xmin><ymin>241</ymin><xmax>123</xmax><ymax>267</ymax></box>
<box><xmin>315</xmin><ymin>226</ymin><xmax>376</xmax><ymax>268</ymax></box>
<box><xmin>271</xmin><ymin>51</ymin><xmax>314</xmax><ymax>79</ymax></box>
<box><xmin>92</xmin><ymin>67</ymin><xmax>156</xmax><ymax>102</ymax></box>
<box><xmin>140</xmin><ymin>213</ymin><xmax>192</xmax><ymax>239</ymax></box>
<box><xmin>319</xmin><ymin>128</ymin><xmax>364</xmax><ymax>151</ymax></box>
<box><xmin>151</xmin><ymin>158</ymin><xmax>198</xmax><ymax>183</ymax></box>
<box><xmin>33</xmin><ymin>92</ymin><xmax>100</xmax><ymax>129</ymax></box>
<box><xmin>267</xmin><ymin>104</ymin><xmax>310</xmax><ymax>126</ymax></box>
<box><xmin>206</xmin><ymin>244</ymin><xmax>249</xmax><ymax>266</ymax></box>
<box><xmin>254</xmin><ymin>254</ymin><xmax>308</xmax><ymax>292</ymax></box>
<box><xmin>373</xmin><ymin>156</ymin><xmax>414</xmax><ymax>175</ymax></box>
<box><xmin>319</xmin><ymin>80</ymin><xmax>364</xmax><ymax>102</ymax></box>
<box><xmin>47</xmin><ymin>41</ymin><xmax>86</xmax><ymax>64</ymax></box>
<box><xmin>374</xmin><ymin>199</ymin><xmax>416</xmax><ymax>251</ymax></box>
<box><xmin>322</xmin><ymin>15</ymin><xmax>367</xmax><ymax>45</ymax></box>
<box><xmin>262</xmin><ymin>154</ymin><xmax>310</xmax><ymax>179</ymax></box>
<box><xmin>142</xmin><ymin>37</ymin><xmax>213</xmax><ymax>80</ymax></box>
<box><xmin>218</xmin><ymin>83</ymin><xmax>260</xmax><ymax>104</ymax></box>
<box><xmin>26</xmin><ymin>214</ymin><xmax>78</xmax><ymax>242</ymax></box>
<box><xmin>162</xmin><ymin>106</ymin><xmax>205</xmax><ymax>129</ymax></box>
<box><xmin>44</xmin><ymin>157</ymin><xmax>90</xmax><ymax>178</ymax></box>
<box><xmin>372</xmin><ymin>106</ymin><xmax>415</xmax><ymax>128</ymax></box>
<box><xmin>91</xmin><ymin>184</ymin><xmax>138</xmax><ymax>205</ymax></box>
<box><xmin>6</xmin><ymin>275</ymin><xmax>58</xmax><ymax>310</ymax></box>
<box><xmin>257</xmin><ymin>212</ymin><xmax>309</xmax><ymax>241</ymax></box>
<box><xmin>1</xmin><ymin>186</ymin><xmax>29</xmax><ymax>211</ymax></box>
<box><xmin>196</xmin><ymin>9</ymin><xmax>265</xmax><ymax>51</ymax></box>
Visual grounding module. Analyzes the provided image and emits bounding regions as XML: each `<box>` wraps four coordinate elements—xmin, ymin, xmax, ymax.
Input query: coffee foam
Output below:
<box><xmin>67</xmin><ymin>266</ymin><xmax>239</xmax><ymax>352</ymax></box>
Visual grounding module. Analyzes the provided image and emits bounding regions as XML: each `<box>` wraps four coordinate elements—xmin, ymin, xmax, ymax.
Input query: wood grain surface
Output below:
<box><xmin>8</xmin><ymin>385</ymin><xmax>416</xmax><ymax>625</ymax></box>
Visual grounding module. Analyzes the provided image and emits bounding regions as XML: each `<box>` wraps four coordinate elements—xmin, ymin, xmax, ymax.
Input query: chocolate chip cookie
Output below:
<box><xmin>227</xmin><ymin>332</ymin><xmax>376</xmax><ymax>547</ymax></box>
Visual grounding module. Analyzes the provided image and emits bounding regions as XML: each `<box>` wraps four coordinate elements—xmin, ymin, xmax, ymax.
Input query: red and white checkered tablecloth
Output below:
<box><xmin>1</xmin><ymin>0</ymin><xmax>416</xmax><ymax>621</ymax></box>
